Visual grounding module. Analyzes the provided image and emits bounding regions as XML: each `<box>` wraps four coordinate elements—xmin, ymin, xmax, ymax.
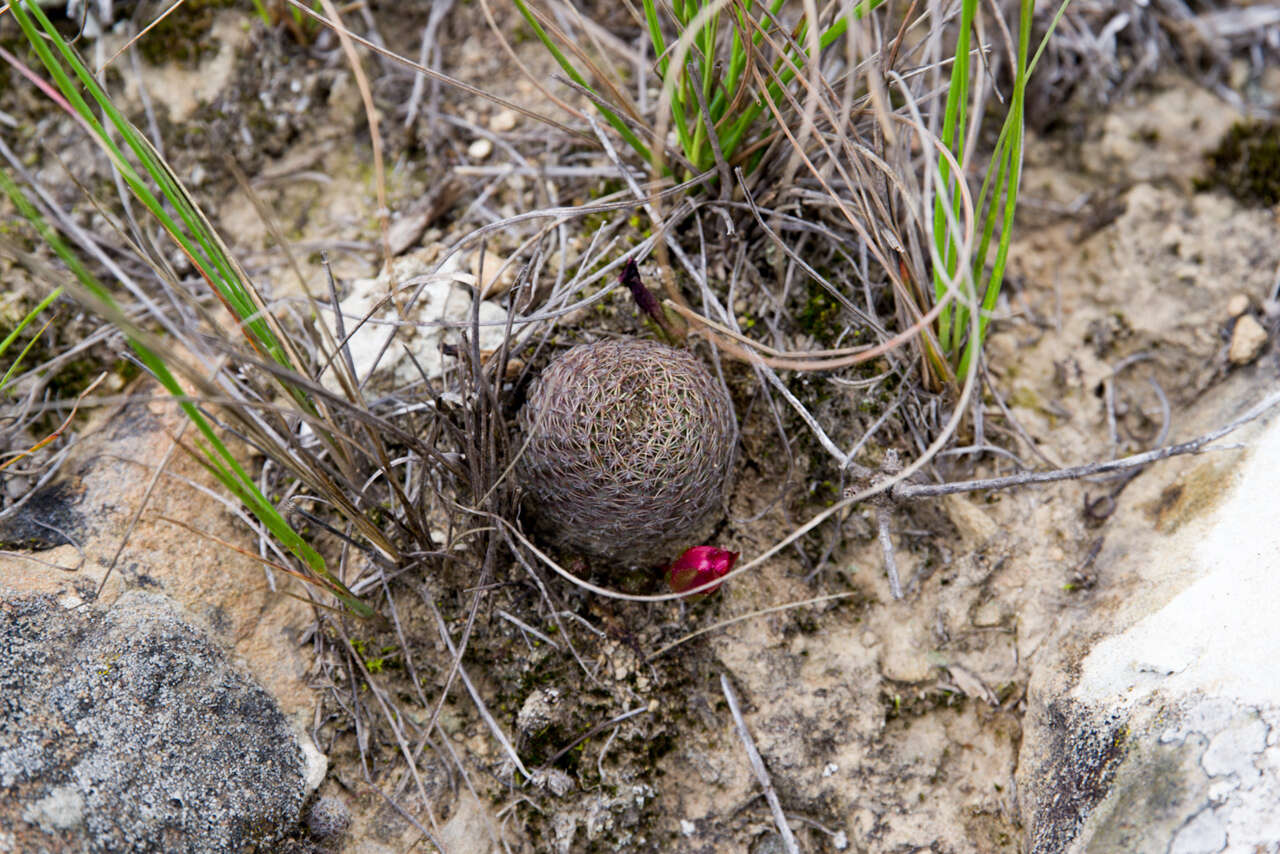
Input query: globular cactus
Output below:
<box><xmin>515</xmin><ymin>339</ymin><xmax>736</xmax><ymax>568</ymax></box>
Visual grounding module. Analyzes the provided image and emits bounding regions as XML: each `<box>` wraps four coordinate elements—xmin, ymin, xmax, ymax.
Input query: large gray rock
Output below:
<box><xmin>1018</xmin><ymin>377</ymin><xmax>1280</xmax><ymax>853</ymax></box>
<box><xmin>0</xmin><ymin>589</ymin><xmax>312</xmax><ymax>853</ymax></box>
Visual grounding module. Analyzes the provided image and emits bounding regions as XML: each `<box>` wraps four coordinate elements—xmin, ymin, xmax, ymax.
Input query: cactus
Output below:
<box><xmin>515</xmin><ymin>339</ymin><xmax>737</xmax><ymax>568</ymax></box>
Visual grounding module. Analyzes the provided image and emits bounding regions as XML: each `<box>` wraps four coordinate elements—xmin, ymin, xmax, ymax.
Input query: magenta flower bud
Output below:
<box><xmin>665</xmin><ymin>546</ymin><xmax>738</xmax><ymax>596</ymax></box>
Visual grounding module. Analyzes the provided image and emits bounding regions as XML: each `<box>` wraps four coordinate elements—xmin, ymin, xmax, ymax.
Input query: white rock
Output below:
<box><xmin>489</xmin><ymin>109</ymin><xmax>518</xmax><ymax>133</ymax></box>
<box><xmin>1228</xmin><ymin>314</ymin><xmax>1267</xmax><ymax>365</ymax></box>
<box><xmin>1201</xmin><ymin>718</ymin><xmax>1267</xmax><ymax>783</ymax></box>
<box><xmin>467</xmin><ymin>138</ymin><xmax>493</xmax><ymax>160</ymax></box>
<box><xmin>1021</xmin><ymin>385</ymin><xmax>1280</xmax><ymax>853</ymax></box>
<box><xmin>470</xmin><ymin>248</ymin><xmax>518</xmax><ymax>299</ymax></box>
<box><xmin>317</xmin><ymin>247</ymin><xmax>510</xmax><ymax>392</ymax></box>
<box><xmin>1226</xmin><ymin>293</ymin><xmax>1250</xmax><ymax>318</ymax></box>
<box><xmin>1169</xmin><ymin>808</ymin><xmax>1226</xmax><ymax>854</ymax></box>
<box><xmin>1074</xmin><ymin>416</ymin><xmax>1280</xmax><ymax>709</ymax></box>
<box><xmin>298</xmin><ymin>734</ymin><xmax>329</xmax><ymax>793</ymax></box>
<box><xmin>21</xmin><ymin>786</ymin><xmax>84</xmax><ymax>833</ymax></box>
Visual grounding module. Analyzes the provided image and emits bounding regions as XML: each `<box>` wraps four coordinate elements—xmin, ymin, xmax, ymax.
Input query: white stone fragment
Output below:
<box><xmin>317</xmin><ymin>247</ymin><xmax>510</xmax><ymax>393</ymax></box>
<box><xmin>489</xmin><ymin>109</ymin><xmax>518</xmax><ymax>132</ymax></box>
<box><xmin>1169</xmin><ymin>808</ymin><xmax>1226</xmax><ymax>854</ymax></box>
<box><xmin>1228</xmin><ymin>314</ymin><xmax>1267</xmax><ymax>365</ymax></box>
<box><xmin>1073</xmin><ymin>416</ymin><xmax>1280</xmax><ymax>710</ymax></box>
<box><xmin>467</xmin><ymin>138</ymin><xmax>493</xmax><ymax>160</ymax></box>
<box><xmin>21</xmin><ymin>786</ymin><xmax>84</xmax><ymax>833</ymax></box>
<box><xmin>1201</xmin><ymin>718</ymin><xmax>1267</xmax><ymax>783</ymax></box>
<box><xmin>299</xmin><ymin>734</ymin><xmax>329</xmax><ymax>793</ymax></box>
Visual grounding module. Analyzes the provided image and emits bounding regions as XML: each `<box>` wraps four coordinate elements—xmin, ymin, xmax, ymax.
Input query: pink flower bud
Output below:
<box><xmin>665</xmin><ymin>546</ymin><xmax>738</xmax><ymax>596</ymax></box>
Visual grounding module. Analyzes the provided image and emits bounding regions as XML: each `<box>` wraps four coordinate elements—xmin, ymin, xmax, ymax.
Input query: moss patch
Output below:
<box><xmin>796</xmin><ymin>281</ymin><xmax>844</xmax><ymax>346</ymax></box>
<box><xmin>1196</xmin><ymin>120</ymin><xmax>1280</xmax><ymax>207</ymax></box>
<box><xmin>137</xmin><ymin>0</ymin><xmax>241</xmax><ymax>66</ymax></box>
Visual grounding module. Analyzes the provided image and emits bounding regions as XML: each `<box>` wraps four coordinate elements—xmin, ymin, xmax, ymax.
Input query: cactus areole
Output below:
<box><xmin>515</xmin><ymin>339</ymin><xmax>736</xmax><ymax>568</ymax></box>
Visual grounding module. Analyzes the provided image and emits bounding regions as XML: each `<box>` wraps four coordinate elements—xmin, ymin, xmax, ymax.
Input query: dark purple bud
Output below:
<box><xmin>620</xmin><ymin>258</ymin><xmax>664</xmax><ymax>326</ymax></box>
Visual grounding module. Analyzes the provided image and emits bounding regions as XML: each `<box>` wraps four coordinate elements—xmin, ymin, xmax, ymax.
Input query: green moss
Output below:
<box><xmin>1196</xmin><ymin>120</ymin><xmax>1280</xmax><ymax>206</ymax></box>
<box><xmin>137</xmin><ymin>0</ymin><xmax>240</xmax><ymax>66</ymax></box>
<box><xmin>1008</xmin><ymin>386</ymin><xmax>1040</xmax><ymax>410</ymax></box>
<box><xmin>796</xmin><ymin>281</ymin><xmax>844</xmax><ymax>345</ymax></box>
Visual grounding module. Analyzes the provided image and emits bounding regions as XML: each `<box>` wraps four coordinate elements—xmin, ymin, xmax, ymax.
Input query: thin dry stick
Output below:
<box><xmin>97</xmin><ymin>414</ymin><xmax>190</xmax><ymax>597</ymax></box>
<box><xmin>877</xmin><ymin>503</ymin><xmax>901</xmax><ymax>599</ymax></box>
<box><xmin>427</xmin><ymin>599</ymin><xmax>533</xmax><ymax>781</ymax></box>
<box><xmin>720</xmin><ymin>674</ymin><xmax>800</xmax><ymax>854</ymax></box>
<box><xmin>884</xmin><ymin>388</ymin><xmax>1280</xmax><ymax>500</ymax></box>
<box><xmin>646</xmin><ymin>592</ymin><xmax>855</xmax><ymax>661</ymax></box>
<box><xmin>317</xmin><ymin>0</ymin><xmax>392</xmax><ymax>290</ymax></box>
<box><xmin>284</xmin><ymin>0</ymin><xmax>590</xmax><ymax>142</ymax></box>
<box><xmin>404</xmin><ymin>0</ymin><xmax>454</xmax><ymax>128</ymax></box>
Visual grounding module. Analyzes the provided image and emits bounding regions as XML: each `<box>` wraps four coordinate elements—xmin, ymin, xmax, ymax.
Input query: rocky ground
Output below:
<box><xmin>2</xmin><ymin>3</ymin><xmax>1279</xmax><ymax>853</ymax></box>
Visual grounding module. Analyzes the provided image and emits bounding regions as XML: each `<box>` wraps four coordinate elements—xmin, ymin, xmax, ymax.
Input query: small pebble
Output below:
<box><xmin>1227</xmin><ymin>293</ymin><xmax>1251</xmax><ymax>318</ymax></box>
<box><xmin>471</xmin><ymin>248</ymin><xmax>516</xmax><ymax>298</ymax></box>
<box><xmin>489</xmin><ymin>109</ymin><xmax>518</xmax><ymax>133</ymax></box>
<box><xmin>467</xmin><ymin>138</ymin><xmax>493</xmax><ymax>160</ymax></box>
<box><xmin>1229</xmin><ymin>314</ymin><xmax>1268</xmax><ymax>365</ymax></box>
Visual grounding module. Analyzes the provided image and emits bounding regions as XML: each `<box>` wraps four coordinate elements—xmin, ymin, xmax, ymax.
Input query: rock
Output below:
<box><xmin>878</xmin><ymin>615</ymin><xmax>937</xmax><ymax>683</ymax></box>
<box><xmin>942</xmin><ymin>493</ymin><xmax>999</xmax><ymax>545</ymax></box>
<box><xmin>436</xmin><ymin>793</ymin><xmax>502</xmax><ymax>854</ymax></box>
<box><xmin>489</xmin><ymin>109</ymin><xmax>518</xmax><ymax>133</ymax></box>
<box><xmin>0</xmin><ymin>399</ymin><xmax>324</xmax><ymax>727</ymax></box>
<box><xmin>387</xmin><ymin>209</ymin><xmax>432</xmax><ymax>256</ymax></box>
<box><xmin>1226</xmin><ymin>293</ymin><xmax>1251</xmax><ymax>318</ymax></box>
<box><xmin>516</xmin><ymin>688</ymin><xmax>559</xmax><ymax>736</ymax></box>
<box><xmin>1228</xmin><ymin>314</ymin><xmax>1267</xmax><ymax>365</ymax></box>
<box><xmin>0</xmin><ymin>589</ymin><xmax>311</xmax><ymax>852</ymax></box>
<box><xmin>1017</xmin><ymin>376</ymin><xmax>1280</xmax><ymax>853</ymax></box>
<box><xmin>318</xmin><ymin>246</ymin><xmax>511</xmax><ymax>391</ymax></box>
<box><xmin>467</xmin><ymin>138</ymin><xmax>493</xmax><ymax>160</ymax></box>
<box><xmin>470</xmin><ymin>248</ymin><xmax>518</xmax><ymax>299</ymax></box>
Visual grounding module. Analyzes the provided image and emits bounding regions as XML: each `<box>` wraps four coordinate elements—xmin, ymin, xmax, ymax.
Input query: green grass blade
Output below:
<box><xmin>9</xmin><ymin>2</ymin><xmax>295</xmax><ymax>373</ymax></box>
<box><xmin>932</xmin><ymin>0</ymin><xmax>977</xmax><ymax>354</ymax></box>
<box><xmin>956</xmin><ymin>0</ymin><xmax>1033</xmax><ymax>377</ymax></box>
<box><xmin>0</xmin><ymin>286</ymin><xmax>62</xmax><ymax>394</ymax></box>
<box><xmin>0</xmin><ymin>136</ymin><xmax>374</xmax><ymax>621</ymax></box>
<box><xmin>511</xmin><ymin>0</ymin><xmax>653</xmax><ymax>164</ymax></box>
<box><xmin>641</xmin><ymin>0</ymin><xmax>697</xmax><ymax>166</ymax></box>
<box><xmin>718</xmin><ymin>6</ymin><xmax>858</xmax><ymax>161</ymax></box>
